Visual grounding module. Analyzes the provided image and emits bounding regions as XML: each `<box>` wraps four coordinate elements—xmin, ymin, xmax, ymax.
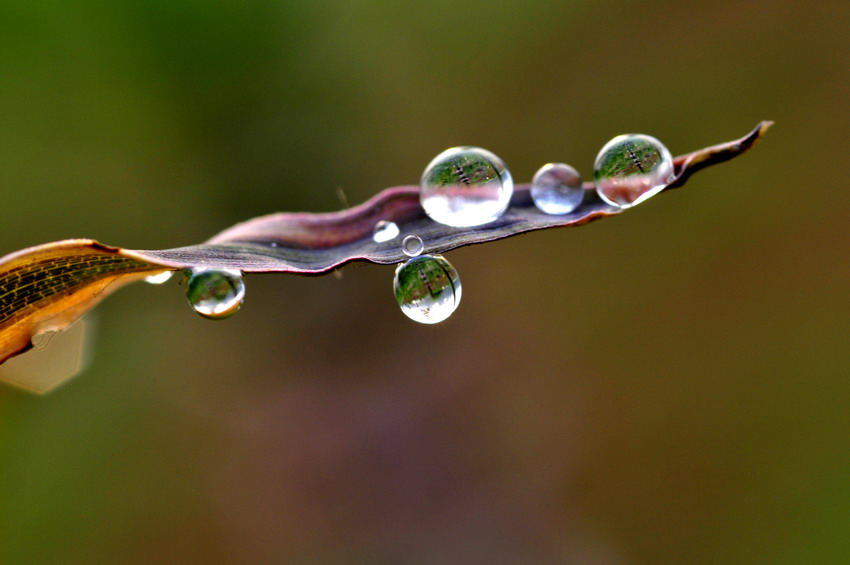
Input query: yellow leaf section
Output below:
<box><xmin>0</xmin><ymin>239</ymin><xmax>171</xmax><ymax>365</ymax></box>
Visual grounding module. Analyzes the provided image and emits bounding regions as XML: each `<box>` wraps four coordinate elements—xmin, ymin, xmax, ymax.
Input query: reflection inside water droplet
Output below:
<box><xmin>531</xmin><ymin>163</ymin><xmax>584</xmax><ymax>215</ymax></box>
<box><xmin>401</xmin><ymin>235</ymin><xmax>424</xmax><ymax>257</ymax></box>
<box><xmin>145</xmin><ymin>271</ymin><xmax>174</xmax><ymax>285</ymax></box>
<box><xmin>594</xmin><ymin>133</ymin><xmax>673</xmax><ymax>208</ymax></box>
<box><xmin>420</xmin><ymin>146</ymin><xmax>513</xmax><ymax>227</ymax></box>
<box><xmin>372</xmin><ymin>220</ymin><xmax>400</xmax><ymax>243</ymax></box>
<box><xmin>393</xmin><ymin>254</ymin><xmax>461</xmax><ymax>324</ymax></box>
<box><xmin>185</xmin><ymin>268</ymin><xmax>245</xmax><ymax>319</ymax></box>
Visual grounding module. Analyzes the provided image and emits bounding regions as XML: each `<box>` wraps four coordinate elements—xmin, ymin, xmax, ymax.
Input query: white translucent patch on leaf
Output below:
<box><xmin>0</xmin><ymin>317</ymin><xmax>94</xmax><ymax>394</ymax></box>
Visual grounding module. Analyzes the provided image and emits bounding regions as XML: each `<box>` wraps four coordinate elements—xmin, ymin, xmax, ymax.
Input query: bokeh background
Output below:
<box><xmin>0</xmin><ymin>1</ymin><xmax>848</xmax><ymax>563</ymax></box>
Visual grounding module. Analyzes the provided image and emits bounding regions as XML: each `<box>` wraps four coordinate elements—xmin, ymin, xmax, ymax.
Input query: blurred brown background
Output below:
<box><xmin>0</xmin><ymin>1</ymin><xmax>848</xmax><ymax>563</ymax></box>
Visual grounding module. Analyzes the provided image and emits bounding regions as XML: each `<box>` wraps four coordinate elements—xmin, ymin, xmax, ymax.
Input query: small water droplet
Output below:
<box><xmin>594</xmin><ymin>133</ymin><xmax>673</xmax><ymax>208</ymax></box>
<box><xmin>145</xmin><ymin>271</ymin><xmax>174</xmax><ymax>285</ymax></box>
<box><xmin>372</xmin><ymin>220</ymin><xmax>400</xmax><ymax>243</ymax></box>
<box><xmin>393</xmin><ymin>254</ymin><xmax>461</xmax><ymax>324</ymax></box>
<box><xmin>401</xmin><ymin>235</ymin><xmax>424</xmax><ymax>257</ymax></box>
<box><xmin>185</xmin><ymin>268</ymin><xmax>245</xmax><ymax>319</ymax></box>
<box><xmin>531</xmin><ymin>163</ymin><xmax>584</xmax><ymax>215</ymax></box>
<box><xmin>420</xmin><ymin>146</ymin><xmax>513</xmax><ymax>227</ymax></box>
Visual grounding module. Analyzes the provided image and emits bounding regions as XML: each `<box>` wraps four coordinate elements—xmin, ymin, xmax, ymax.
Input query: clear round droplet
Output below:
<box><xmin>145</xmin><ymin>270</ymin><xmax>174</xmax><ymax>285</ymax></box>
<box><xmin>594</xmin><ymin>133</ymin><xmax>674</xmax><ymax>208</ymax></box>
<box><xmin>372</xmin><ymin>220</ymin><xmax>400</xmax><ymax>243</ymax></box>
<box><xmin>420</xmin><ymin>146</ymin><xmax>513</xmax><ymax>227</ymax></box>
<box><xmin>401</xmin><ymin>234</ymin><xmax>424</xmax><ymax>257</ymax></box>
<box><xmin>185</xmin><ymin>268</ymin><xmax>245</xmax><ymax>320</ymax></box>
<box><xmin>393</xmin><ymin>254</ymin><xmax>461</xmax><ymax>324</ymax></box>
<box><xmin>531</xmin><ymin>163</ymin><xmax>584</xmax><ymax>215</ymax></box>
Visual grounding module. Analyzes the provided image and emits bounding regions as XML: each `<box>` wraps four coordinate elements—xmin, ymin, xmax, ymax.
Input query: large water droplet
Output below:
<box><xmin>372</xmin><ymin>220</ymin><xmax>400</xmax><ymax>243</ymax></box>
<box><xmin>393</xmin><ymin>255</ymin><xmax>461</xmax><ymax>324</ymax></box>
<box><xmin>145</xmin><ymin>270</ymin><xmax>174</xmax><ymax>285</ymax></box>
<box><xmin>531</xmin><ymin>163</ymin><xmax>584</xmax><ymax>215</ymax></box>
<box><xmin>594</xmin><ymin>133</ymin><xmax>673</xmax><ymax>208</ymax></box>
<box><xmin>186</xmin><ymin>268</ymin><xmax>245</xmax><ymax>319</ymax></box>
<box><xmin>420</xmin><ymin>146</ymin><xmax>513</xmax><ymax>227</ymax></box>
<box><xmin>401</xmin><ymin>234</ymin><xmax>424</xmax><ymax>257</ymax></box>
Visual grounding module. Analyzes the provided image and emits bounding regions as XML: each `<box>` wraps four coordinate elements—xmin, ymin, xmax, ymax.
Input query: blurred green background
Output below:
<box><xmin>0</xmin><ymin>1</ymin><xmax>847</xmax><ymax>563</ymax></box>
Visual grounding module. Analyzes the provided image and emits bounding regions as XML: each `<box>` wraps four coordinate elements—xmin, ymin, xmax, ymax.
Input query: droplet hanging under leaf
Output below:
<box><xmin>185</xmin><ymin>268</ymin><xmax>245</xmax><ymax>320</ymax></box>
<box><xmin>393</xmin><ymin>254</ymin><xmax>461</xmax><ymax>324</ymax></box>
<box><xmin>144</xmin><ymin>270</ymin><xmax>174</xmax><ymax>285</ymax></box>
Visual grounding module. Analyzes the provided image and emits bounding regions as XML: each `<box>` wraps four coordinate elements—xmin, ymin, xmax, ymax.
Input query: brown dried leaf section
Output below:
<box><xmin>0</xmin><ymin>122</ymin><xmax>772</xmax><ymax>365</ymax></box>
<box><xmin>0</xmin><ymin>241</ymin><xmax>168</xmax><ymax>364</ymax></box>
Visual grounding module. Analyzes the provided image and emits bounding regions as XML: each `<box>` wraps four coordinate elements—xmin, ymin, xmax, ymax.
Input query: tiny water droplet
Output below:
<box><xmin>531</xmin><ymin>163</ymin><xmax>584</xmax><ymax>215</ymax></box>
<box><xmin>185</xmin><ymin>268</ymin><xmax>245</xmax><ymax>320</ymax></box>
<box><xmin>401</xmin><ymin>235</ymin><xmax>424</xmax><ymax>257</ymax></box>
<box><xmin>145</xmin><ymin>271</ymin><xmax>174</xmax><ymax>285</ymax></box>
<box><xmin>420</xmin><ymin>146</ymin><xmax>513</xmax><ymax>227</ymax></box>
<box><xmin>372</xmin><ymin>220</ymin><xmax>400</xmax><ymax>243</ymax></box>
<box><xmin>393</xmin><ymin>255</ymin><xmax>461</xmax><ymax>324</ymax></box>
<box><xmin>594</xmin><ymin>133</ymin><xmax>673</xmax><ymax>208</ymax></box>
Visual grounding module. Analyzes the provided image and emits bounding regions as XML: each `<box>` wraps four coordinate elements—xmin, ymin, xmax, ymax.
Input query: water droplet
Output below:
<box><xmin>393</xmin><ymin>255</ymin><xmax>461</xmax><ymax>324</ymax></box>
<box><xmin>594</xmin><ymin>133</ymin><xmax>673</xmax><ymax>208</ymax></box>
<box><xmin>185</xmin><ymin>268</ymin><xmax>245</xmax><ymax>319</ymax></box>
<box><xmin>420</xmin><ymin>146</ymin><xmax>513</xmax><ymax>227</ymax></box>
<box><xmin>401</xmin><ymin>235</ymin><xmax>424</xmax><ymax>257</ymax></box>
<box><xmin>144</xmin><ymin>270</ymin><xmax>174</xmax><ymax>285</ymax></box>
<box><xmin>372</xmin><ymin>220</ymin><xmax>400</xmax><ymax>243</ymax></box>
<box><xmin>531</xmin><ymin>163</ymin><xmax>584</xmax><ymax>215</ymax></box>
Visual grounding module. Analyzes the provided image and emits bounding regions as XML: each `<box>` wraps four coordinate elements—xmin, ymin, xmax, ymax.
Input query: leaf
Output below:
<box><xmin>0</xmin><ymin>241</ymin><xmax>164</xmax><ymax>365</ymax></box>
<box><xmin>0</xmin><ymin>122</ymin><xmax>772</xmax><ymax>366</ymax></box>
